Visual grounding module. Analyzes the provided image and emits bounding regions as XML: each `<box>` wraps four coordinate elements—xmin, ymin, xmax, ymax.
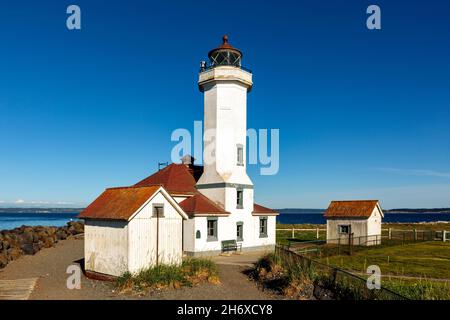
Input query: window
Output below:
<box><xmin>338</xmin><ymin>225</ymin><xmax>351</xmax><ymax>234</ymax></box>
<box><xmin>207</xmin><ymin>218</ymin><xmax>218</xmax><ymax>241</ymax></box>
<box><xmin>152</xmin><ymin>204</ymin><xmax>164</xmax><ymax>218</ymax></box>
<box><xmin>236</xmin><ymin>189</ymin><xmax>243</xmax><ymax>209</ymax></box>
<box><xmin>236</xmin><ymin>222</ymin><xmax>243</xmax><ymax>241</ymax></box>
<box><xmin>259</xmin><ymin>217</ymin><xmax>268</xmax><ymax>238</ymax></box>
<box><xmin>237</xmin><ymin>144</ymin><xmax>244</xmax><ymax>166</ymax></box>
<box><xmin>196</xmin><ymin>230</ymin><xmax>201</xmax><ymax>239</ymax></box>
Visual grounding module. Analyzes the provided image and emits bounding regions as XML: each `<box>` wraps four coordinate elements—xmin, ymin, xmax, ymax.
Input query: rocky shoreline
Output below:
<box><xmin>0</xmin><ymin>221</ymin><xmax>84</xmax><ymax>269</ymax></box>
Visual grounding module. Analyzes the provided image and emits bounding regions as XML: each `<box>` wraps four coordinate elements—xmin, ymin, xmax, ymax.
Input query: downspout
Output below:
<box><xmin>156</xmin><ymin>211</ymin><xmax>159</xmax><ymax>267</ymax></box>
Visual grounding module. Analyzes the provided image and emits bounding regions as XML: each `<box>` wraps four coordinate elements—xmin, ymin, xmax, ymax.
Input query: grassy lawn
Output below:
<box><xmin>318</xmin><ymin>241</ymin><xmax>450</xmax><ymax>279</ymax></box>
<box><xmin>382</xmin><ymin>222</ymin><xmax>450</xmax><ymax>231</ymax></box>
<box><xmin>276</xmin><ymin>222</ymin><xmax>450</xmax><ymax>245</ymax></box>
<box><xmin>276</xmin><ymin>223</ymin><xmax>450</xmax><ymax>299</ymax></box>
<box><xmin>382</xmin><ymin>278</ymin><xmax>450</xmax><ymax>300</ymax></box>
<box><xmin>276</xmin><ymin>223</ymin><xmax>326</xmax><ymax>245</ymax></box>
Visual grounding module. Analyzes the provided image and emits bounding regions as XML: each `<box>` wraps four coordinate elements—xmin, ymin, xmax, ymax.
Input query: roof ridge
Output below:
<box><xmin>331</xmin><ymin>200</ymin><xmax>379</xmax><ymax>202</ymax></box>
<box><xmin>106</xmin><ymin>185</ymin><xmax>161</xmax><ymax>191</ymax></box>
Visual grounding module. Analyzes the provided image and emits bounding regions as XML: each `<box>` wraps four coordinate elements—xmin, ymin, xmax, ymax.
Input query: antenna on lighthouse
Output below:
<box><xmin>158</xmin><ymin>162</ymin><xmax>168</xmax><ymax>171</ymax></box>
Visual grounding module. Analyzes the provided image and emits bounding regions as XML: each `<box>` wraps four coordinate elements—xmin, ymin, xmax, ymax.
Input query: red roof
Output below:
<box><xmin>78</xmin><ymin>186</ymin><xmax>160</xmax><ymax>220</ymax></box>
<box><xmin>134</xmin><ymin>164</ymin><xmax>199</xmax><ymax>195</ymax></box>
<box><xmin>179</xmin><ymin>192</ymin><xmax>229</xmax><ymax>217</ymax></box>
<box><xmin>324</xmin><ymin>200</ymin><xmax>381</xmax><ymax>218</ymax></box>
<box><xmin>252</xmin><ymin>203</ymin><xmax>279</xmax><ymax>216</ymax></box>
<box><xmin>208</xmin><ymin>35</ymin><xmax>242</xmax><ymax>58</ymax></box>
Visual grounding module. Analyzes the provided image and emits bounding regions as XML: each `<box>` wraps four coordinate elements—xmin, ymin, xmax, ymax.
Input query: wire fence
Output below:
<box><xmin>275</xmin><ymin>245</ymin><xmax>408</xmax><ymax>300</ymax></box>
<box><xmin>287</xmin><ymin>230</ymin><xmax>436</xmax><ymax>258</ymax></box>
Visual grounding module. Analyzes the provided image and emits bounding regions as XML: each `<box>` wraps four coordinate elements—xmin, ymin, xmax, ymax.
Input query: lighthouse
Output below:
<box><xmin>79</xmin><ymin>36</ymin><xmax>278</xmax><ymax>262</ymax></box>
<box><xmin>196</xmin><ymin>35</ymin><xmax>254</xmax><ymax>213</ymax></box>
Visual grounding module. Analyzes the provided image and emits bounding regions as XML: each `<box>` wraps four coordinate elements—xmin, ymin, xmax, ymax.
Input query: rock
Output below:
<box><xmin>20</xmin><ymin>243</ymin><xmax>36</xmax><ymax>255</ymax></box>
<box><xmin>0</xmin><ymin>252</ymin><xmax>8</xmax><ymax>268</ymax></box>
<box><xmin>313</xmin><ymin>284</ymin><xmax>335</xmax><ymax>300</ymax></box>
<box><xmin>19</xmin><ymin>230</ymin><xmax>34</xmax><ymax>245</ymax></box>
<box><xmin>7</xmin><ymin>247</ymin><xmax>22</xmax><ymax>261</ymax></box>
<box><xmin>67</xmin><ymin>221</ymin><xmax>84</xmax><ymax>235</ymax></box>
<box><xmin>1</xmin><ymin>240</ymin><xmax>8</xmax><ymax>250</ymax></box>
<box><xmin>42</xmin><ymin>236</ymin><xmax>55</xmax><ymax>248</ymax></box>
<box><xmin>0</xmin><ymin>221</ymin><xmax>84</xmax><ymax>268</ymax></box>
<box><xmin>56</xmin><ymin>229</ymin><xmax>68</xmax><ymax>240</ymax></box>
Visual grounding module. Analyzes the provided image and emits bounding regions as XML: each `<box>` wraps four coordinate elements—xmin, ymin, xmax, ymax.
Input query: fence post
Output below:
<box><xmin>443</xmin><ymin>230</ymin><xmax>446</xmax><ymax>242</ymax></box>
<box><xmin>316</xmin><ymin>227</ymin><xmax>319</xmax><ymax>239</ymax></box>
<box><xmin>292</xmin><ymin>227</ymin><xmax>295</xmax><ymax>239</ymax></box>
<box><xmin>388</xmin><ymin>228</ymin><xmax>392</xmax><ymax>240</ymax></box>
<box><xmin>414</xmin><ymin>229</ymin><xmax>417</xmax><ymax>241</ymax></box>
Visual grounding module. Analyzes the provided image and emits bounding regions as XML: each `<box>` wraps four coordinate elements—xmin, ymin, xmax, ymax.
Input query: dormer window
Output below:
<box><xmin>237</xmin><ymin>144</ymin><xmax>244</xmax><ymax>166</ymax></box>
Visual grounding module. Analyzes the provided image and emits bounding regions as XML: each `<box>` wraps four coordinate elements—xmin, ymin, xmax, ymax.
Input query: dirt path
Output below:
<box><xmin>0</xmin><ymin>238</ymin><xmax>277</xmax><ymax>300</ymax></box>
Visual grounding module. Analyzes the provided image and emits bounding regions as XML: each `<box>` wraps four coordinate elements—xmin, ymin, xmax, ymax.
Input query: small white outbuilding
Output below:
<box><xmin>78</xmin><ymin>185</ymin><xmax>188</xmax><ymax>278</ymax></box>
<box><xmin>324</xmin><ymin>200</ymin><xmax>384</xmax><ymax>246</ymax></box>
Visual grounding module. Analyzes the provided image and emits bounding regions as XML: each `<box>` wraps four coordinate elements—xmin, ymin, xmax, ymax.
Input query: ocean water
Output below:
<box><xmin>0</xmin><ymin>212</ymin><xmax>80</xmax><ymax>231</ymax></box>
<box><xmin>276</xmin><ymin>212</ymin><xmax>450</xmax><ymax>225</ymax></box>
<box><xmin>1</xmin><ymin>211</ymin><xmax>450</xmax><ymax>231</ymax></box>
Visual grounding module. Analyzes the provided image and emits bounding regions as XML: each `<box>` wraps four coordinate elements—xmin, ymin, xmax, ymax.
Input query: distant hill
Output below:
<box><xmin>0</xmin><ymin>208</ymin><xmax>84</xmax><ymax>214</ymax></box>
<box><xmin>277</xmin><ymin>208</ymin><xmax>450</xmax><ymax>214</ymax></box>
<box><xmin>276</xmin><ymin>208</ymin><xmax>325</xmax><ymax>214</ymax></box>
<box><xmin>383</xmin><ymin>208</ymin><xmax>450</xmax><ymax>214</ymax></box>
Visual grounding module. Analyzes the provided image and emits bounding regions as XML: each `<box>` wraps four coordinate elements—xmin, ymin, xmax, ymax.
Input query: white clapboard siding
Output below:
<box><xmin>84</xmin><ymin>220</ymin><xmax>129</xmax><ymax>277</ymax></box>
<box><xmin>127</xmin><ymin>192</ymin><xmax>183</xmax><ymax>273</ymax></box>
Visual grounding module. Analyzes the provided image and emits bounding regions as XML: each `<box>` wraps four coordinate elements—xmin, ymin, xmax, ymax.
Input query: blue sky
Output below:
<box><xmin>0</xmin><ymin>0</ymin><xmax>449</xmax><ymax>209</ymax></box>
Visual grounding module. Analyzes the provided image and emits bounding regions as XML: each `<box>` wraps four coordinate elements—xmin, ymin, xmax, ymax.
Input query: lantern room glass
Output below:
<box><xmin>209</xmin><ymin>50</ymin><xmax>241</xmax><ymax>68</ymax></box>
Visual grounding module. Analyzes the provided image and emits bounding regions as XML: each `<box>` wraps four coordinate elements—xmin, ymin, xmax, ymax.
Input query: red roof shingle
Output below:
<box><xmin>179</xmin><ymin>192</ymin><xmax>229</xmax><ymax>217</ymax></box>
<box><xmin>252</xmin><ymin>203</ymin><xmax>279</xmax><ymax>216</ymax></box>
<box><xmin>134</xmin><ymin>164</ymin><xmax>199</xmax><ymax>195</ymax></box>
<box><xmin>324</xmin><ymin>200</ymin><xmax>381</xmax><ymax>218</ymax></box>
<box><xmin>78</xmin><ymin>186</ymin><xmax>160</xmax><ymax>220</ymax></box>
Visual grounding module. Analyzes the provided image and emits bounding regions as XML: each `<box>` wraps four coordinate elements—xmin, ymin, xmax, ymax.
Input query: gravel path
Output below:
<box><xmin>0</xmin><ymin>238</ymin><xmax>277</xmax><ymax>300</ymax></box>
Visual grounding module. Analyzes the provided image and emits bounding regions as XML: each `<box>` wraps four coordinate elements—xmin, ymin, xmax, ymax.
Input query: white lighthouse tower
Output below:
<box><xmin>196</xmin><ymin>35</ymin><xmax>254</xmax><ymax>213</ymax></box>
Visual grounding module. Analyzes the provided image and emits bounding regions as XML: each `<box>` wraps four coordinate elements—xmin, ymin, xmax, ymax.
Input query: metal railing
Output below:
<box><xmin>275</xmin><ymin>245</ymin><xmax>408</xmax><ymax>300</ymax></box>
<box><xmin>199</xmin><ymin>64</ymin><xmax>252</xmax><ymax>74</ymax></box>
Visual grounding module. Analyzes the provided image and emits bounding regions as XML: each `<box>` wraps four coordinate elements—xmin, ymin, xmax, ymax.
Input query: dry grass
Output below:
<box><xmin>116</xmin><ymin>258</ymin><xmax>220</xmax><ymax>293</ymax></box>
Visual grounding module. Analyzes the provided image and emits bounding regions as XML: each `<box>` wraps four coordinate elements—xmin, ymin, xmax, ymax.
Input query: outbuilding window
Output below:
<box><xmin>259</xmin><ymin>217</ymin><xmax>268</xmax><ymax>238</ymax></box>
<box><xmin>236</xmin><ymin>189</ymin><xmax>243</xmax><ymax>209</ymax></box>
<box><xmin>236</xmin><ymin>222</ymin><xmax>244</xmax><ymax>241</ymax></box>
<box><xmin>152</xmin><ymin>204</ymin><xmax>164</xmax><ymax>218</ymax></box>
<box><xmin>207</xmin><ymin>218</ymin><xmax>218</xmax><ymax>241</ymax></box>
<box><xmin>338</xmin><ymin>225</ymin><xmax>351</xmax><ymax>234</ymax></box>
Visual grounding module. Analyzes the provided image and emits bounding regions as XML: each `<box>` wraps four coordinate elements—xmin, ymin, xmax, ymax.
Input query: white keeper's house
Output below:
<box><xmin>78</xmin><ymin>36</ymin><xmax>278</xmax><ymax>277</ymax></box>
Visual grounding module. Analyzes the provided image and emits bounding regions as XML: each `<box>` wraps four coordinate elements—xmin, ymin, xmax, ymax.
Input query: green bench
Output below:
<box><xmin>221</xmin><ymin>240</ymin><xmax>242</xmax><ymax>253</ymax></box>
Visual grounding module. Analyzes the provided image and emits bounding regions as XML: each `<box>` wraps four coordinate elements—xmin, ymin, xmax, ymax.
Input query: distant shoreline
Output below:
<box><xmin>276</xmin><ymin>208</ymin><xmax>450</xmax><ymax>214</ymax></box>
<box><xmin>0</xmin><ymin>208</ymin><xmax>83</xmax><ymax>214</ymax></box>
